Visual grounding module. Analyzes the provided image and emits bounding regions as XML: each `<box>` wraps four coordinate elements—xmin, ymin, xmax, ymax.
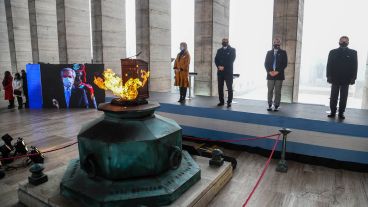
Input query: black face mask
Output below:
<box><xmin>339</xmin><ymin>42</ymin><xmax>348</xmax><ymax>47</ymax></box>
<box><xmin>222</xmin><ymin>42</ymin><xmax>228</xmax><ymax>47</ymax></box>
<box><xmin>273</xmin><ymin>44</ymin><xmax>280</xmax><ymax>49</ymax></box>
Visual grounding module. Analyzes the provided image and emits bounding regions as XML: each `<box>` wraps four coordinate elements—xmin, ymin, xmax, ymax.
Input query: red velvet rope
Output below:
<box><xmin>242</xmin><ymin>134</ymin><xmax>281</xmax><ymax>206</ymax></box>
<box><xmin>183</xmin><ymin>133</ymin><xmax>281</xmax><ymax>143</ymax></box>
<box><xmin>0</xmin><ymin>141</ymin><xmax>78</xmax><ymax>162</ymax></box>
<box><xmin>1</xmin><ymin>133</ymin><xmax>283</xmax><ymax>206</ymax></box>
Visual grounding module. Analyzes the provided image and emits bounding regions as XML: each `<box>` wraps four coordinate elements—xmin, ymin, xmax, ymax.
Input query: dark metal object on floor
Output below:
<box><xmin>0</xmin><ymin>144</ymin><xmax>13</xmax><ymax>164</ymax></box>
<box><xmin>29</xmin><ymin>146</ymin><xmax>45</xmax><ymax>163</ymax></box>
<box><xmin>209</xmin><ymin>148</ymin><xmax>224</xmax><ymax>167</ymax></box>
<box><xmin>28</xmin><ymin>163</ymin><xmax>48</xmax><ymax>185</ymax></box>
<box><xmin>0</xmin><ymin>161</ymin><xmax>5</xmax><ymax>179</ymax></box>
<box><xmin>14</xmin><ymin>137</ymin><xmax>28</xmax><ymax>155</ymax></box>
<box><xmin>182</xmin><ymin>143</ymin><xmax>237</xmax><ymax>169</ymax></box>
<box><xmin>276</xmin><ymin>128</ymin><xmax>292</xmax><ymax>173</ymax></box>
<box><xmin>2</xmin><ymin>134</ymin><xmax>13</xmax><ymax>146</ymax></box>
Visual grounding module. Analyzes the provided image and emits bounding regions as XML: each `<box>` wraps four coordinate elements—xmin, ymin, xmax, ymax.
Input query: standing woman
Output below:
<box><xmin>173</xmin><ymin>42</ymin><xmax>190</xmax><ymax>103</ymax></box>
<box><xmin>2</xmin><ymin>71</ymin><xmax>15</xmax><ymax>109</ymax></box>
<box><xmin>13</xmin><ymin>73</ymin><xmax>23</xmax><ymax>109</ymax></box>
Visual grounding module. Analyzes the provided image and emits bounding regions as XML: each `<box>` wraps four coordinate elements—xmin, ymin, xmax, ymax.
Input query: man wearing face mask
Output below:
<box><xmin>326</xmin><ymin>36</ymin><xmax>358</xmax><ymax>119</ymax></box>
<box><xmin>57</xmin><ymin>67</ymin><xmax>90</xmax><ymax>108</ymax></box>
<box><xmin>215</xmin><ymin>38</ymin><xmax>236</xmax><ymax>107</ymax></box>
<box><xmin>264</xmin><ymin>37</ymin><xmax>288</xmax><ymax>111</ymax></box>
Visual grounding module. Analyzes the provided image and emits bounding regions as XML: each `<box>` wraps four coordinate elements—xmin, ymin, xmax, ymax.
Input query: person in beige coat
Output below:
<box><xmin>13</xmin><ymin>73</ymin><xmax>23</xmax><ymax>109</ymax></box>
<box><xmin>173</xmin><ymin>42</ymin><xmax>190</xmax><ymax>103</ymax></box>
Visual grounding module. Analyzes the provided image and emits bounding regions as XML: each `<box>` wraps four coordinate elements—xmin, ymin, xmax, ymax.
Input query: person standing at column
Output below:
<box><xmin>13</xmin><ymin>73</ymin><xmax>23</xmax><ymax>109</ymax></box>
<box><xmin>2</xmin><ymin>71</ymin><xmax>15</xmax><ymax>109</ymax></box>
<box><xmin>215</xmin><ymin>38</ymin><xmax>236</xmax><ymax>108</ymax></box>
<box><xmin>21</xmin><ymin>70</ymin><xmax>28</xmax><ymax>108</ymax></box>
<box><xmin>264</xmin><ymin>37</ymin><xmax>288</xmax><ymax>111</ymax></box>
<box><xmin>173</xmin><ymin>42</ymin><xmax>191</xmax><ymax>103</ymax></box>
<box><xmin>326</xmin><ymin>36</ymin><xmax>358</xmax><ymax>119</ymax></box>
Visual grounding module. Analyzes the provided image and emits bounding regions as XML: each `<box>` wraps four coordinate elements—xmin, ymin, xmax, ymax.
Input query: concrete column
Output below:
<box><xmin>273</xmin><ymin>0</ymin><xmax>304</xmax><ymax>103</ymax></box>
<box><xmin>91</xmin><ymin>0</ymin><xmax>126</xmax><ymax>73</ymax></box>
<box><xmin>29</xmin><ymin>0</ymin><xmax>59</xmax><ymax>64</ymax></box>
<box><xmin>362</xmin><ymin>55</ymin><xmax>368</xmax><ymax>109</ymax></box>
<box><xmin>194</xmin><ymin>0</ymin><xmax>229</xmax><ymax>96</ymax></box>
<box><xmin>4</xmin><ymin>0</ymin><xmax>33</xmax><ymax>72</ymax></box>
<box><xmin>0</xmin><ymin>0</ymin><xmax>11</xmax><ymax>79</ymax></box>
<box><xmin>56</xmin><ymin>0</ymin><xmax>91</xmax><ymax>64</ymax></box>
<box><xmin>136</xmin><ymin>0</ymin><xmax>171</xmax><ymax>92</ymax></box>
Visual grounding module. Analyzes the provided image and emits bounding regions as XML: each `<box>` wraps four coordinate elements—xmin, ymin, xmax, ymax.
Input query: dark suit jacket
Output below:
<box><xmin>57</xmin><ymin>87</ymin><xmax>91</xmax><ymax>108</ymax></box>
<box><xmin>326</xmin><ymin>47</ymin><xmax>358</xmax><ymax>85</ymax></box>
<box><xmin>215</xmin><ymin>46</ymin><xmax>236</xmax><ymax>76</ymax></box>
<box><xmin>264</xmin><ymin>49</ymin><xmax>288</xmax><ymax>80</ymax></box>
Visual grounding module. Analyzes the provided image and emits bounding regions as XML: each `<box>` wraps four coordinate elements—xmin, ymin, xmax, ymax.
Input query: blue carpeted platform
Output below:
<box><xmin>107</xmin><ymin>92</ymin><xmax>368</xmax><ymax>165</ymax></box>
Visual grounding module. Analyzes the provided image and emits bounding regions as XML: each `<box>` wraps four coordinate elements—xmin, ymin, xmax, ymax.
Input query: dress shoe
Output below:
<box><xmin>327</xmin><ymin>113</ymin><xmax>336</xmax><ymax>118</ymax></box>
<box><xmin>273</xmin><ymin>106</ymin><xmax>279</xmax><ymax>112</ymax></box>
<box><xmin>227</xmin><ymin>103</ymin><xmax>231</xmax><ymax>108</ymax></box>
<box><xmin>338</xmin><ymin>114</ymin><xmax>345</xmax><ymax>119</ymax></box>
<box><xmin>267</xmin><ymin>105</ymin><xmax>272</xmax><ymax>111</ymax></box>
<box><xmin>217</xmin><ymin>102</ymin><xmax>224</xmax><ymax>106</ymax></box>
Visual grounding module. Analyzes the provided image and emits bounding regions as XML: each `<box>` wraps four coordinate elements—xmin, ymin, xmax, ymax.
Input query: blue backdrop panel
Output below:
<box><xmin>26</xmin><ymin>64</ymin><xmax>42</xmax><ymax>109</ymax></box>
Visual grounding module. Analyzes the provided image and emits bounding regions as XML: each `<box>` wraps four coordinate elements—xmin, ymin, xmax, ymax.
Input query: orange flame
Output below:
<box><xmin>94</xmin><ymin>69</ymin><xmax>150</xmax><ymax>100</ymax></box>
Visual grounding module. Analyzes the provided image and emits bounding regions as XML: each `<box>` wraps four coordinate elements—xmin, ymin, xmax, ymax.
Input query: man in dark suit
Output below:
<box><xmin>264</xmin><ymin>37</ymin><xmax>288</xmax><ymax>111</ymax></box>
<box><xmin>55</xmin><ymin>68</ymin><xmax>93</xmax><ymax>108</ymax></box>
<box><xmin>326</xmin><ymin>36</ymin><xmax>358</xmax><ymax>119</ymax></box>
<box><xmin>215</xmin><ymin>38</ymin><xmax>236</xmax><ymax>108</ymax></box>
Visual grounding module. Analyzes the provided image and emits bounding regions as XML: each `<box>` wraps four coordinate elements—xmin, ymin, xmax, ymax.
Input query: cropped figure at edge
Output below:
<box><xmin>326</xmin><ymin>36</ymin><xmax>357</xmax><ymax>119</ymax></box>
<box><xmin>174</xmin><ymin>42</ymin><xmax>191</xmax><ymax>103</ymax></box>
<box><xmin>264</xmin><ymin>37</ymin><xmax>288</xmax><ymax>112</ymax></box>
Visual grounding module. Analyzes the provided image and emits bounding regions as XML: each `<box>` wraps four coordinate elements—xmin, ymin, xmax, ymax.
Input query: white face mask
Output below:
<box><xmin>63</xmin><ymin>77</ymin><xmax>74</xmax><ymax>88</ymax></box>
<box><xmin>180</xmin><ymin>47</ymin><xmax>185</xmax><ymax>51</ymax></box>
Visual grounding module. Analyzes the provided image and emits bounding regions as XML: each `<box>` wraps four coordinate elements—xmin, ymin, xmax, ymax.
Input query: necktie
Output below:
<box><xmin>65</xmin><ymin>88</ymin><xmax>71</xmax><ymax>108</ymax></box>
<box><xmin>273</xmin><ymin>52</ymin><xmax>277</xmax><ymax>70</ymax></box>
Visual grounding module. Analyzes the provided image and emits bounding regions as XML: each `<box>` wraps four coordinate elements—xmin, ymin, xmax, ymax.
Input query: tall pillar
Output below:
<box><xmin>91</xmin><ymin>0</ymin><xmax>126</xmax><ymax>73</ymax></box>
<box><xmin>273</xmin><ymin>0</ymin><xmax>304</xmax><ymax>103</ymax></box>
<box><xmin>29</xmin><ymin>0</ymin><xmax>59</xmax><ymax>64</ymax></box>
<box><xmin>136</xmin><ymin>0</ymin><xmax>171</xmax><ymax>92</ymax></box>
<box><xmin>0</xmin><ymin>0</ymin><xmax>11</xmax><ymax>79</ymax></box>
<box><xmin>362</xmin><ymin>55</ymin><xmax>368</xmax><ymax>109</ymax></box>
<box><xmin>194</xmin><ymin>0</ymin><xmax>229</xmax><ymax>96</ymax></box>
<box><xmin>4</xmin><ymin>0</ymin><xmax>33</xmax><ymax>72</ymax></box>
<box><xmin>56</xmin><ymin>0</ymin><xmax>91</xmax><ymax>64</ymax></box>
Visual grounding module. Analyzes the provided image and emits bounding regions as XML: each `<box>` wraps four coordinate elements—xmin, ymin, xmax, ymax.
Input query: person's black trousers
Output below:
<box><xmin>330</xmin><ymin>84</ymin><xmax>349</xmax><ymax>114</ymax></box>
<box><xmin>24</xmin><ymin>93</ymin><xmax>29</xmax><ymax>108</ymax></box>
<box><xmin>179</xmin><ymin>87</ymin><xmax>187</xmax><ymax>100</ymax></box>
<box><xmin>218</xmin><ymin>74</ymin><xmax>233</xmax><ymax>104</ymax></box>
<box><xmin>16</xmin><ymin>96</ymin><xmax>23</xmax><ymax>108</ymax></box>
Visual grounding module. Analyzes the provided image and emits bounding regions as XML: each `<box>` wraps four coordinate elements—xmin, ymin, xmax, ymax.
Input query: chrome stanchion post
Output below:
<box><xmin>187</xmin><ymin>72</ymin><xmax>197</xmax><ymax>100</ymax></box>
<box><xmin>231</xmin><ymin>74</ymin><xmax>240</xmax><ymax>104</ymax></box>
<box><xmin>276</xmin><ymin>128</ymin><xmax>291</xmax><ymax>173</ymax></box>
<box><xmin>188</xmin><ymin>75</ymin><xmax>192</xmax><ymax>99</ymax></box>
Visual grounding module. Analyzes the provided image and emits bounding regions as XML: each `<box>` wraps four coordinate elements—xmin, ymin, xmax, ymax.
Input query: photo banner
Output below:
<box><xmin>27</xmin><ymin>63</ymin><xmax>105</xmax><ymax>109</ymax></box>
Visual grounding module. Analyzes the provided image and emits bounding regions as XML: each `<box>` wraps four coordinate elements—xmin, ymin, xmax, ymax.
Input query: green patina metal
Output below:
<box><xmin>60</xmin><ymin>101</ymin><xmax>201</xmax><ymax>206</ymax></box>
